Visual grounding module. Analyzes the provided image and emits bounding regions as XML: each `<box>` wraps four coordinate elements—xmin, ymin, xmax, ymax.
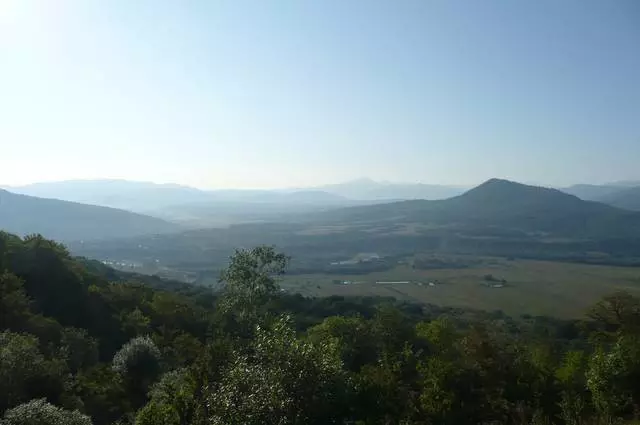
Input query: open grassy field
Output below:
<box><xmin>280</xmin><ymin>258</ymin><xmax>640</xmax><ymax>318</ymax></box>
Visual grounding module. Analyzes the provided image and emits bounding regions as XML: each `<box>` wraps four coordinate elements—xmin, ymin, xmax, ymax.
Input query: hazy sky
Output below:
<box><xmin>1</xmin><ymin>0</ymin><xmax>638</xmax><ymax>189</ymax></box>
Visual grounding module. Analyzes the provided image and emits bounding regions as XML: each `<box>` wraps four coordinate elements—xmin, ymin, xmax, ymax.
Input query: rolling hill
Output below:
<box><xmin>0</xmin><ymin>189</ymin><xmax>180</xmax><ymax>241</ymax></box>
<box><xmin>314</xmin><ymin>179</ymin><xmax>640</xmax><ymax>238</ymax></box>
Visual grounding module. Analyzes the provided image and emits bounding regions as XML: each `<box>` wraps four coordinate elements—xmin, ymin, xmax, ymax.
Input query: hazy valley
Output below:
<box><xmin>4</xmin><ymin>177</ymin><xmax>640</xmax><ymax>318</ymax></box>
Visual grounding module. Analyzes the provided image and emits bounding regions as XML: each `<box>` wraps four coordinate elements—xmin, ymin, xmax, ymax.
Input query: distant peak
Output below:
<box><xmin>474</xmin><ymin>178</ymin><xmax>524</xmax><ymax>189</ymax></box>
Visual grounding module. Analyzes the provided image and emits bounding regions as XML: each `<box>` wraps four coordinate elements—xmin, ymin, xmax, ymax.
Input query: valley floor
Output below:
<box><xmin>280</xmin><ymin>258</ymin><xmax>640</xmax><ymax>318</ymax></box>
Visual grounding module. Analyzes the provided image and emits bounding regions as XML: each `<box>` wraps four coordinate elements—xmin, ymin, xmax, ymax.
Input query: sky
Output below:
<box><xmin>0</xmin><ymin>0</ymin><xmax>639</xmax><ymax>189</ymax></box>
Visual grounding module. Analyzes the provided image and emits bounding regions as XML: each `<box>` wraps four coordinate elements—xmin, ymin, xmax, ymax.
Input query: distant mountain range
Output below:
<box><xmin>560</xmin><ymin>184</ymin><xmax>624</xmax><ymax>201</ymax></box>
<box><xmin>0</xmin><ymin>189</ymin><xmax>179</xmax><ymax>241</ymax></box>
<box><xmin>5</xmin><ymin>179</ymin><xmax>640</xmax><ymax>240</ymax></box>
<box><xmin>8</xmin><ymin>178</ymin><xmax>465</xmax><ymax>208</ymax></box>
<box><xmin>5</xmin><ymin>179</ymin><xmax>457</xmax><ymax>226</ymax></box>
<box><xmin>560</xmin><ymin>183</ymin><xmax>640</xmax><ymax>211</ymax></box>
<box><xmin>7</xmin><ymin>180</ymin><xmax>218</xmax><ymax>212</ymax></box>
<box><xmin>313</xmin><ymin>178</ymin><xmax>466</xmax><ymax>200</ymax></box>
<box><xmin>595</xmin><ymin>186</ymin><xmax>640</xmax><ymax>211</ymax></box>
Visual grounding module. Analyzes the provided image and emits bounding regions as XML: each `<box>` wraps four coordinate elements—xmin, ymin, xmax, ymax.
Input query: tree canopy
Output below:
<box><xmin>1</xmin><ymin>231</ymin><xmax>640</xmax><ymax>424</ymax></box>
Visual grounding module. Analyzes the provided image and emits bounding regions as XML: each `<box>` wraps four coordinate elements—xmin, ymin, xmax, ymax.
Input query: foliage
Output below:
<box><xmin>207</xmin><ymin>316</ymin><xmax>348</xmax><ymax>425</ymax></box>
<box><xmin>0</xmin><ymin>331</ymin><xmax>65</xmax><ymax>412</ymax></box>
<box><xmin>219</xmin><ymin>246</ymin><xmax>288</xmax><ymax>313</ymax></box>
<box><xmin>112</xmin><ymin>336</ymin><xmax>162</xmax><ymax>379</ymax></box>
<box><xmin>2</xmin><ymin>231</ymin><xmax>640</xmax><ymax>424</ymax></box>
<box><xmin>0</xmin><ymin>398</ymin><xmax>92</xmax><ymax>425</ymax></box>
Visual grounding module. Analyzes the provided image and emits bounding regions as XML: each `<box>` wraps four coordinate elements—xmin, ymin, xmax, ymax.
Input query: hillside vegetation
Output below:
<box><xmin>2</xmin><ymin>231</ymin><xmax>640</xmax><ymax>424</ymax></box>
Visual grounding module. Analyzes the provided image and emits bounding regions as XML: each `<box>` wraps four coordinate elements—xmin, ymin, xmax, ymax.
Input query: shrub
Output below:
<box><xmin>112</xmin><ymin>336</ymin><xmax>161</xmax><ymax>381</ymax></box>
<box><xmin>0</xmin><ymin>398</ymin><xmax>92</xmax><ymax>425</ymax></box>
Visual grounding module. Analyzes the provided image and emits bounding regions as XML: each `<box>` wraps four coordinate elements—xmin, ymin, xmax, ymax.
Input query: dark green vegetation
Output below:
<box><xmin>0</xmin><ymin>189</ymin><xmax>179</xmax><ymax>241</ymax></box>
<box><xmin>3</xmin><ymin>231</ymin><xmax>640</xmax><ymax>424</ymax></box>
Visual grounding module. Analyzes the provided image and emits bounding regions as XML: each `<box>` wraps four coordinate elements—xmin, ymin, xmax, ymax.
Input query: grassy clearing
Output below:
<box><xmin>280</xmin><ymin>258</ymin><xmax>640</xmax><ymax>318</ymax></box>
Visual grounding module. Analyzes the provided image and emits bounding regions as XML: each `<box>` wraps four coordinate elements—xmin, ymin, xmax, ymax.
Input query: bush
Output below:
<box><xmin>0</xmin><ymin>398</ymin><xmax>92</xmax><ymax>425</ymax></box>
<box><xmin>112</xmin><ymin>336</ymin><xmax>161</xmax><ymax>381</ymax></box>
<box><xmin>112</xmin><ymin>336</ymin><xmax>162</xmax><ymax>409</ymax></box>
<box><xmin>0</xmin><ymin>331</ymin><xmax>48</xmax><ymax>411</ymax></box>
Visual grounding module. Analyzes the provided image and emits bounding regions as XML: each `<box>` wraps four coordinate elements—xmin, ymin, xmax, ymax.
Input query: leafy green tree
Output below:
<box><xmin>0</xmin><ymin>331</ymin><xmax>65</xmax><ymax>412</ymax></box>
<box><xmin>219</xmin><ymin>246</ymin><xmax>288</xmax><ymax>317</ymax></box>
<box><xmin>134</xmin><ymin>402</ymin><xmax>179</xmax><ymax>425</ymax></box>
<box><xmin>370</xmin><ymin>304</ymin><xmax>414</xmax><ymax>357</ymax></box>
<box><xmin>149</xmin><ymin>292</ymin><xmax>209</xmax><ymax>337</ymax></box>
<box><xmin>112</xmin><ymin>336</ymin><xmax>162</xmax><ymax>380</ymax></box>
<box><xmin>588</xmin><ymin>291</ymin><xmax>640</xmax><ymax>335</ymax></box>
<box><xmin>0</xmin><ymin>272</ymin><xmax>32</xmax><ymax>331</ymax></box>
<box><xmin>153</xmin><ymin>330</ymin><xmax>203</xmax><ymax>370</ymax></box>
<box><xmin>354</xmin><ymin>345</ymin><xmax>419</xmax><ymax>424</ymax></box>
<box><xmin>112</xmin><ymin>336</ymin><xmax>162</xmax><ymax>409</ymax></box>
<box><xmin>76</xmin><ymin>365</ymin><xmax>129</xmax><ymax>425</ymax></box>
<box><xmin>307</xmin><ymin>315</ymin><xmax>376</xmax><ymax>371</ymax></box>
<box><xmin>0</xmin><ymin>398</ymin><xmax>92</xmax><ymax>425</ymax></box>
<box><xmin>120</xmin><ymin>308</ymin><xmax>151</xmax><ymax>337</ymax></box>
<box><xmin>207</xmin><ymin>316</ymin><xmax>348</xmax><ymax>425</ymax></box>
<box><xmin>135</xmin><ymin>369</ymin><xmax>200</xmax><ymax>425</ymax></box>
<box><xmin>556</xmin><ymin>350</ymin><xmax>587</xmax><ymax>425</ymax></box>
<box><xmin>587</xmin><ymin>335</ymin><xmax>640</xmax><ymax>417</ymax></box>
<box><xmin>59</xmin><ymin>327</ymin><xmax>99</xmax><ymax>374</ymax></box>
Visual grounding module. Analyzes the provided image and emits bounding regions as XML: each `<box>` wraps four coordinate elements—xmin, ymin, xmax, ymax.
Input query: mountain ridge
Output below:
<box><xmin>312</xmin><ymin>178</ymin><xmax>640</xmax><ymax>239</ymax></box>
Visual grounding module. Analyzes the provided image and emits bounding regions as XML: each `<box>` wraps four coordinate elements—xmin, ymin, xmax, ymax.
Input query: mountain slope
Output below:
<box><xmin>595</xmin><ymin>186</ymin><xmax>640</xmax><ymax>211</ymax></box>
<box><xmin>315</xmin><ymin>179</ymin><xmax>640</xmax><ymax>238</ymax></box>
<box><xmin>0</xmin><ymin>189</ymin><xmax>180</xmax><ymax>241</ymax></box>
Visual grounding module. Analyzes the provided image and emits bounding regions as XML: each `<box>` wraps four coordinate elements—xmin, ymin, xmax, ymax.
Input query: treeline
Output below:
<box><xmin>1</xmin><ymin>231</ymin><xmax>640</xmax><ymax>424</ymax></box>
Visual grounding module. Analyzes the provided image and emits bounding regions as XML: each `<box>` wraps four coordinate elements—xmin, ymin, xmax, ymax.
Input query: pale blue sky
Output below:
<box><xmin>1</xmin><ymin>0</ymin><xmax>638</xmax><ymax>189</ymax></box>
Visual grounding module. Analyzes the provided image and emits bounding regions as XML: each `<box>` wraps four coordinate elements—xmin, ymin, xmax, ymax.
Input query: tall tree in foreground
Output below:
<box><xmin>217</xmin><ymin>246</ymin><xmax>288</xmax><ymax>338</ymax></box>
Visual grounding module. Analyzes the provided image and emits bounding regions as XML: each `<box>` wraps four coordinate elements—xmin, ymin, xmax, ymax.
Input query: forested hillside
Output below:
<box><xmin>2</xmin><ymin>231</ymin><xmax>640</xmax><ymax>424</ymax></box>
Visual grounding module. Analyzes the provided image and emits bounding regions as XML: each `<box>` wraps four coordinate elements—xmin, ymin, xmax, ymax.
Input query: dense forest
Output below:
<box><xmin>2</xmin><ymin>231</ymin><xmax>640</xmax><ymax>424</ymax></box>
